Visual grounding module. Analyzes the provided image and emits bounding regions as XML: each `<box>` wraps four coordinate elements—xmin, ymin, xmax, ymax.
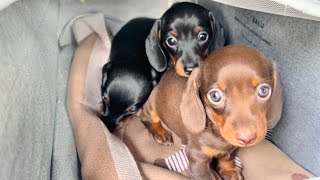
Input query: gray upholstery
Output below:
<box><xmin>0</xmin><ymin>1</ymin><xmax>58</xmax><ymax>179</ymax></box>
<box><xmin>0</xmin><ymin>0</ymin><xmax>319</xmax><ymax>179</ymax></box>
<box><xmin>198</xmin><ymin>0</ymin><xmax>320</xmax><ymax>175</ymax></box>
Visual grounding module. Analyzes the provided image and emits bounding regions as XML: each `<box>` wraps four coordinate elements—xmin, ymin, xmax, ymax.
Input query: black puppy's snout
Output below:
<box><xmin>184</xmin><ymin>64</ymin><xmax>198</xmax><ymax>75</ymax></box>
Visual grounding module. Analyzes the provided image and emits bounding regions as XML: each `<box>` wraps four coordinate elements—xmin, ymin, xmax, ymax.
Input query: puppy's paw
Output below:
<box><xmin>151</xmin><ymin>128</ymin><xmax>173</xmax><ymax>146</ymax></box>
<box><xmin>218</xmin><ymin>154</ymin><xmax>243</xmax><ymax>180</ymax></box>
<box><xmin>219</xmin><ymin>168</ymin><xmax>243</xmax><ymax>180</ymax></box>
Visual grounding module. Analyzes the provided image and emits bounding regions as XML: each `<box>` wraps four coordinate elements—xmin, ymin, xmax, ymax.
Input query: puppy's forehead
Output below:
<box><xmin>202</xmin><ymin>45</ymin><xmax>273</xmax><ymax>88</ymax></box>
<box><xmin>161</xmin><ymin>3</ymin><xmax>210</xmax><ymax>33</ymax></box>
<box><xmin>162</xmin><ymin>2</ymin><xmax>209</xmax><ymax>19</ymax></box>
<box><xmin>170</xmin><ymin>15</ymin><xmax>199</xmax><ymax>29</ymax></box>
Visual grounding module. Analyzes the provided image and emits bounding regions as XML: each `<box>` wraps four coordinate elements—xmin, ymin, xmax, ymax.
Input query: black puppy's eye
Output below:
<box><xmin>198</xmin><ymin>31</ymin><xmax>209</xmax><ymax>42</ymax></box>
<box><xmin>166</xmin><ymin>36</ymin><xmax>178</xmax><ymax>47</ymax></box>
<box><xmin>127</xmin><ymin>106</ymin><xmax>138</xmax><ymax>114</ymax></box>
<box><xmin>102</xmin><ymin>96</ymin><xmax>109</xmax><ymax>102</ymax></box>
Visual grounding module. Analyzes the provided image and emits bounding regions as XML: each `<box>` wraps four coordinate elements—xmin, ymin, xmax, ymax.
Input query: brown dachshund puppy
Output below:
<box><xmin>141</xmin><ymin>45</ymin><xmax>283</xmax><ymax>179</ymax></box>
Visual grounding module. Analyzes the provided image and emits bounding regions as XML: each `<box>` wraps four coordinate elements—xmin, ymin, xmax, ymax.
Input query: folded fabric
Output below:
<box><xmin>0</xmin><ymin>0</ymin><xmax>17</xmax><ymax>11</ymax></box>
<box><xmin>67</xmin><ymin>13</ymin><xmax>142</xmax><ymax>179</ymax></box>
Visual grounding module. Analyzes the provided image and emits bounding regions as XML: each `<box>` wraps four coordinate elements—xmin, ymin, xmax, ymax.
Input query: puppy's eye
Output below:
<box><xmin>166</xmin><ymin>36</ymin><xmax>178</xmax><ymax>47</ymax></box>
<box><xmin>210</xmin><ymin>91</ymin><xmax>222</xmax><ymax>102</ymax></box>
<box><xmin>102</xmin><ymin>96</ymin><xmax>109</xmax><ymax>102</ymax></box>
<box><xmin>207</xmin><ymin>89</ymin><xmax>225</xmax><ymax>107</ymax></box>
<box><xmin>257</xmin><ymin>84</ymin><xmax>272</xmax><ymax>99</ymax></box>
<box><xmin>198</xmin><ymin>31</ymin><xmax>209</xmax><ymax>42</ymax></box>
<box><xmin>126</xmin><ymin>106</ymin><xmax>138</xmax><ymax>114</ymax></box>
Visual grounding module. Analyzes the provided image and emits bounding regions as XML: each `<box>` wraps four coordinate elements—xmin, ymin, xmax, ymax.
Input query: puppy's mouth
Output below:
<box><xmin>211</xmin><ymin>116</ymin><xmax>267</xmax><ymax>147</ymax></box>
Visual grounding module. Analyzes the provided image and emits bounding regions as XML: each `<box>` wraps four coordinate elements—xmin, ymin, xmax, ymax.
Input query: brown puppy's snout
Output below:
<box><xmin>236</xmin><ymin>130</ymin><xmax>257</xmax><ymax>145</ymax></box>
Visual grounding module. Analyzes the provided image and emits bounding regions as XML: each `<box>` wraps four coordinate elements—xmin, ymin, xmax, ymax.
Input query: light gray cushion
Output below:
<box><xmin>199</xmin><ymin>0</ymin><xmax>320</xmax><ymax>175</ymax></box>
<box><xmin>0</xmin><ymin>0</ymin><xmax>58</xmax><ymax>179</ymax></box>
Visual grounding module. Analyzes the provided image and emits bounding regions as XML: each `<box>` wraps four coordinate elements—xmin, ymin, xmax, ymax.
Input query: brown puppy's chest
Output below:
<box><xmin>189</xmin><ymin>129</ymin><xmax>236</xmax><ymax>157</ymax></box>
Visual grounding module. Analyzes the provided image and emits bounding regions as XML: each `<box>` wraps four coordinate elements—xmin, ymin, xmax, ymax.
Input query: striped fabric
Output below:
<box><xmin>165</xmin><ymin>145</ymin><xmax>189</xmax><ymax>172</ymax></box>
<box><xmin>234</xmin><ymin>156</ymin><xmax>242</xmax><ymax>169</ymax></box>
<box><xmin>266</xmin><ymin>129</ymin><xmax>273</xmax><ymax>141</ymax></box>
<box><xmin>164</xmin><ymin>144</ymin><xmax>242</xmax><ymax>173</ymax></box>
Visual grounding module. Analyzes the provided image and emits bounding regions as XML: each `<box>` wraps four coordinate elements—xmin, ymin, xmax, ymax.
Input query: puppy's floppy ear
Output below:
<box><xmin>146</xmin><ymin>20</ymin><xmax>167</xmax><ymax>72</ymax></box>
<box><xmin>208</xmin><ymin>12</ymin><xmax>225</xmax><ymax>53</ymax></box>
<box><xmin>101</xmin><ymin>62</ymin><xmax>111</xmax><ymax>87</ymax></box>
<box><xmin>267</xmin><ymin>62</ymin><xmax>284</xmax><ymax>129</ymax></box>
<box><xmin>180</xmin><ymin>68</ymin><xmax>206</xmax><ymax>134</ymax></box>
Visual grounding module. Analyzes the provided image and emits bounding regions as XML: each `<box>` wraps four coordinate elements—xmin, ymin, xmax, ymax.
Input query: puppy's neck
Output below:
<box><xmin>201</xmin><ymin>121</ymin><xmax>236</xmax><ymax>151</ymax></box>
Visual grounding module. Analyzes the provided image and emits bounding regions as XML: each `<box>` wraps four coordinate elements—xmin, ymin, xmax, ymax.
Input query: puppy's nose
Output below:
<box><xmin>184</xmin><ymin>65</ymin><xmax>198</xmax><ymax>75</ymax></box>
<box><xmin>236</xmin><ymin>131</ymin><xmax>257</xmax><ymax>145</ymax></box>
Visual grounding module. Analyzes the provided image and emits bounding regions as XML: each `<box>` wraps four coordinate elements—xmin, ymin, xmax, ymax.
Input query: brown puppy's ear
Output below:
<box><xmin>145</xmin><ymin>20</ymin><xmax>167</xmax><ymax>72</ymax></box>
<box><xmin>180</xmin><ymin>68</ymin><xmax>206</xmax><ymax>134</ymax></box>
<box><xmin>267</xmin><ymin>62</ymin><xmax>284</xmax><ymax>129</ymax></box>
<box><xmin>208</xmin><ymin>12</ymin><xmax>225</xmax><ymax>53</ymax></box>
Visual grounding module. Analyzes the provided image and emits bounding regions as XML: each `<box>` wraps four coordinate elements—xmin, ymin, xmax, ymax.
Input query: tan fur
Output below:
<box><xmin>193</xmin><ymin>26</ymin><xmax>202</xmax><ymax>34</ymax></box>
<box><xmin>201</xmin><ymin>146</ymin><xmax>226</xmax><ymax>157</ymax></box>
<box><xmin>174</xmin><ymin>58</ymin><xmax>187</xmax><ymax>77</ymax></box>
<box><xmin>171</xmin><ymin>30</ymin><xmax>178</xmax><ymax>37</ymax></box>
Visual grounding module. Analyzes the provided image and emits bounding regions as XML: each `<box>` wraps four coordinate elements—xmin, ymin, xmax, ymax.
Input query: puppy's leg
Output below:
<box><xmin>187</xmin><ymin>141</ymin><xmax>227</xmax><ymax>180</ymax></box>
<box><xmin>141</xmin><ymin>102</ymin><xmax>173</xmax><ymax>146</ymax></box>
<box><xmin>187</xmin><ymin>148</ymin><xmax>218</xmax><ymax>180</ymax></box>
<box><xmin>217</xmin><ymin>152</ymin><xmax>243</xmax><ymax>180</ymax></box>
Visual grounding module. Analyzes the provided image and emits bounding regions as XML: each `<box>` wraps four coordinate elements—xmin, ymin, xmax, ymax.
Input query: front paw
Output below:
<box><xmin>151</xmin><ymin>128</ymin><xmax>174</xmax><ymax>146</ymax></box>
<box><xmin>219</xmin><ymin>167</ymin><xmax>243</xmax><ymax>180</ymax></box>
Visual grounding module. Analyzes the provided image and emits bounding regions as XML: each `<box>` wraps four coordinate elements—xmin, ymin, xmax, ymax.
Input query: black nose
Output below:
<box><xmin>184</xmin><ymin>65</ymin><xmax>198</xmax><ymax>75</ymax></box>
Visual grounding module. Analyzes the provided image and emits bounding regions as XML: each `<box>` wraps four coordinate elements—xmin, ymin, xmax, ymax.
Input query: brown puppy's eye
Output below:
<box><xmin>257</xmin><ymin>84</ymin><xmax>272</xmax><ymax>100</ymax></box>
<box><xmin>207</xmin><ymin>89</ymin><xmax>225</xmax><ymax>107</ymax></box>
<box><xmin>210</xmin><ymin>91</ymin><xmax>222</xmax><ymax>102</ymax></box>
<box><xmin>198</xmin><ymin>31</ymin><xmax>209</xmax><ymax>42</ymax></box>
<box><xmin>166</xmin><ymin>36</ymin><xmax>178</xmax><ymax>47</ymax></box>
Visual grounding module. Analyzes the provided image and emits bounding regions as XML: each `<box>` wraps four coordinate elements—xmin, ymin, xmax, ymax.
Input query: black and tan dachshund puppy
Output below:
<box><xmin>146</xmin><ymin>2</ymin><xmax>225</xmax><ymax>77</ymax></box>
<box><xmin>101</xmin><ymin>2</ymin><xmax>225</xmax><ymax>131</ymax></box>
<box><xmin>101</xmin><ymin>18</ymin><xmax>160</xmax><ymax>131</ymax></box>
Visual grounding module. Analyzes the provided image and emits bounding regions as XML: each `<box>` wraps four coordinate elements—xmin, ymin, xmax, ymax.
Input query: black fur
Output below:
<box><xmin>101</xmin><ymin>18</ymin><xmax>161</xmax><ymax>132</ymax></box>
<box><xmin>146</xmin><ymin>2</ymin><xmax>225</xmax><ymax>75</ymax></box>
<box><xmin>101</xmin><ymin>2</ymin><xmax>225</xmax><ymax>131</ymax></box>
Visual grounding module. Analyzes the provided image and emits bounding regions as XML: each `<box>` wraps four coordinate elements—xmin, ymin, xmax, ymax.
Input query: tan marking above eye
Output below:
<box><xmin>193</xmin><ymin>26</ymin><xmax>202</xmax><ymax>34</ymax></box>
<box><xmin>217</xmin><ymin>81</ymin><xmax>226</xmax><ymax>91</ymax></box>
<box><xmin>252</xmin><ymin>76</ymin><xmax>261</xmax><ymax>87</ymax></box>
<box><xmin>171</xmin><ymin>30</ymin><xmax>178</xmax><ymax>37</ymax></box>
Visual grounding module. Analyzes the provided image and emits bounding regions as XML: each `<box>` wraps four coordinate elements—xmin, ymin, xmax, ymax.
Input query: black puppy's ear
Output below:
<box><xmin>208</xmin><ymin>12</ymin><xmax>226</xmax><ymax>53</ymax></box>
<box><xmin>145</xmin><ymin>20</ymin><xmax>167</xmax><ymax>72</ymax></box>
<box><xmin>101</xmin><ymin>62</ymin><xmax>111</xmax><ymax>87</ymax></box>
